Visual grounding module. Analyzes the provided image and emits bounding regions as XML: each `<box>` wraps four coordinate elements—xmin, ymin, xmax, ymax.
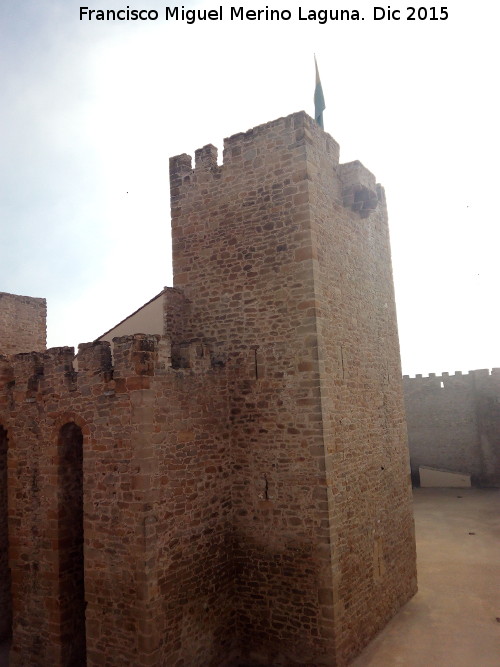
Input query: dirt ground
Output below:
<box><xmin>353</xmin><ymin>487</ymin><xmax>500</xmax><ymax>666</ymax></box>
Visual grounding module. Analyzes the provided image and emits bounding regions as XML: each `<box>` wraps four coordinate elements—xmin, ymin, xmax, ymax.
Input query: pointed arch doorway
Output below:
<box><xmin>58</xmin><ymin>421</ymin><xmax>86</xmax><ymax>666</ymax></box>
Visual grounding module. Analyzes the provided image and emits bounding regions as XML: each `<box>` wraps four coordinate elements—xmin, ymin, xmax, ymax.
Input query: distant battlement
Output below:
<box><xmin>403</xmin><ymin>368</ymin><xmax>500</xmax><ymax>386</ymax></box>
<box><xmin>404</xmin><ymin>367</ymin><xmax>500</xmax><ymax>487</ymax></box>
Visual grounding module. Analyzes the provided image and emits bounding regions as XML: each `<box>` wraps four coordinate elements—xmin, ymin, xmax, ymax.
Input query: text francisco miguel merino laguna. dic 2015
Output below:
<box><xmin>79</xmin><ymin>6</ymin><xmax>450</xmax><ymax>23</ymax></box>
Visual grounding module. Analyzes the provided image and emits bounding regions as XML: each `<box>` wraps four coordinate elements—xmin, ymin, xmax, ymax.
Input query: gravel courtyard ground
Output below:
<box><xmin>353</xmin><ymin>487</ymin><xmax>500</xmax><ymax>667</ymax></box>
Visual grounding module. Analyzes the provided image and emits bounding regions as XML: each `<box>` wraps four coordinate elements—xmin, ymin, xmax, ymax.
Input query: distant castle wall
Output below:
<box><xmin>0</xmin><ymin>291</ymin><xmax>46</xmax><ymax>355</ymax></box>
<box><xmin>403</xmin><ymin>369</ymin><xmax>500</xmax><ymax>486</ymax></box>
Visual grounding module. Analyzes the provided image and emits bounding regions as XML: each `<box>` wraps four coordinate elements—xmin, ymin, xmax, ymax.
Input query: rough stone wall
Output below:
<box><xmin>171</xmin><ymin>115</ymin><xmax>336</xmax><ymax>663</ymax></box>
<box><xmin>0</xmin><ymin>292</ymin><xmax>46</xmax><ymax>355</ymax></box>
<box><xmin>307</xmin><ymin>125</ymin><xmax>417</xmax><ymax>662</ymax></box>
<box><xmin>143</xmin><ymin>340</ymin><xmax>236</xmax><ymax>666</ymax></box>
<box><xmin>162</xmin><ymin>286</ymin><xmax>191</xmax><ymax>346</ymax></box>
<box><xmin>0</xmin><ymin>335</ymin><xmax>236</xmax><ymax>667</ymax></box>
<box><xmin>404</xmin><ymin>370</ymin><xmax>500</xmax><ymax>486</ymax></box>
<box><xmin>1</xmin><ymin>111</ymin><xmax>416</xmax><ymax>667</ymax></box>
<box><xmin>0</xmin><ymin>425</ymin><xmax>12</xmax><ymax>642</ymax></box>
<box><xmin>170</xmin><ymin>111</ymin><xmax>416</xmax><ymax>664</ymax></box>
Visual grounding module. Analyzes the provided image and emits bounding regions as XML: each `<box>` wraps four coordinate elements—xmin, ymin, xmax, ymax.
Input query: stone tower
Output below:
<box><xmin>0</xmin><ymin>112</ymin><xmax>416</xmax><ymax>667</ymax></box>
<box><xmin>169</xmin><ymin>111</ymin><xmax>417</xmax><ymax>664</ymax></box>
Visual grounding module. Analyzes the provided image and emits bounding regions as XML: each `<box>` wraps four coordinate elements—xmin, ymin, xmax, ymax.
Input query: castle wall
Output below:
<box><xmin>0</xmin><ymin>336</ymin><xmax>236</xmax><ymax>667</ymax></box>
<box><xmin>0</xmin><ymin>425</ymin><xmax>11</xmax><ymax>642</ymax></box>
<box><xmin>171</xmin><ymin>114</ymin><xmax>336</xmax><ymax>663</ymax></box>
<box><xmin>404</xmin><ymin>370</ymin><xmax>500</xmax><ymax>486</ymax></box>
<box><xmin>1</xmin><ymin>112</ymin><xmax>416</xmax><ymax>666</ymax></box>
<box><xmin>307</xmin><ymin>133</ymin><xmax>416</xmax><ymax>661</ymax></box>
<box><xmin>141</xmin><ymin>340</ymin><xmax>236</xmax><ymax>666</ymax></box>
<box><xmin>170</xmin><ymin>112</ymin><xmax>416</xmax><ymax>664</ymax></box>
<box><xmin>0</xmin><ymin>292</ymin><xmax>46</xmax><ymax>355</ymax></box>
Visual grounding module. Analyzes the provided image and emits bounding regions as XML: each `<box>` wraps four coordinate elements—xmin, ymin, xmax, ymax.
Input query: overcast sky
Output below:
<box><xmin>1</xmin><ymin>0</ymin><xmax>499</xmax><ymax>376</ymax></box>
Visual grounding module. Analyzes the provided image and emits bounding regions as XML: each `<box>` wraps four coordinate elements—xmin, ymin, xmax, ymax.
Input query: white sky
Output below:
<box><xmin>1</xmin><ymin>0</ymin><xmax>499</xmax><ymax>376</ymax></box>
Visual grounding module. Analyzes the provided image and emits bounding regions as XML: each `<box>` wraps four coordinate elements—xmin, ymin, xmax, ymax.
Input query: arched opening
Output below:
<box><xmin>0</xmin><ymin>425</ymin><xmax>12</xmax><ymax>645</ymax></box>
<box><xmin>58</xmin><ymin>422</ymin><xmax>86</xmax><ymax>666</ymax></box>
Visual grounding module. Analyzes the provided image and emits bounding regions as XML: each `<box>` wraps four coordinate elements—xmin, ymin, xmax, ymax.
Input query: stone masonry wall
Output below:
<box><xmin>0</xmin><ymin>335</ymin><xmax>236</xmax><ymax>667</ymax></box>
<box><xmin>0</xmin><ymin>292</ymin><xmax>46</xmax><ymax>355</ymax></box>
<box><xmin>0</xmin><ymin>425</ymin><xmax>12</xmax><ymax>642</ymax></box>
<box><xmin>1</xmin><ymin>112</ymin><xmax>416</xmax><ymax>667</ymax></box>
<box><xmin>404</xmin><ymin>369</ymin><xmax>500</xmax><ymax>486</ymax></box>
<box><xmin>171</xmin><ymin>115</ymin><xmax>337</xmax><ymax>663</ymax></box>
<box><xmin>170</xmin><ymin>111</ymin><xmax>416</xmax><ymax>664</ymax></box>
<box><xmin>307</xmin><ymin>125</ymin><xmax>417</xmax><ymax>662</ymax></box>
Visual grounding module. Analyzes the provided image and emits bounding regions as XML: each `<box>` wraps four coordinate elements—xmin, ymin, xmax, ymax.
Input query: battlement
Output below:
<box><xmin>403</xmin><ymin>368</ymin><xmax>500</xmax><ymax>385</ymax></box>
<box><xmin>404</xmin><ymin>367</ymin><xmax>500</xmax><ymax>487</ymax></box>
<box><xmin>170</xmin><ymin>113</ymin><xmax>323</xmax><ymax>185</ymax></box>
<box><xmin>339</xmin><ymin>160</ymin><xmax>383</xmax><ymax>218</ymax></box>
<box><xmin>0</xmin><ymin>334</ymin><xmax>227</xmax><ymax>406</ymax></box>
<box><xmin>170</xmin><ymin>112</ymin><xmax>383</xmax><ymax>218</ymax></box>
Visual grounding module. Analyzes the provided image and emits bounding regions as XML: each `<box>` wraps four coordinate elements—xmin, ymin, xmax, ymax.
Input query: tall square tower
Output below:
<box><xmin>170</xmin><ymin>112</ymin><xmax>417</xmax><ymax>664</ymax></box>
